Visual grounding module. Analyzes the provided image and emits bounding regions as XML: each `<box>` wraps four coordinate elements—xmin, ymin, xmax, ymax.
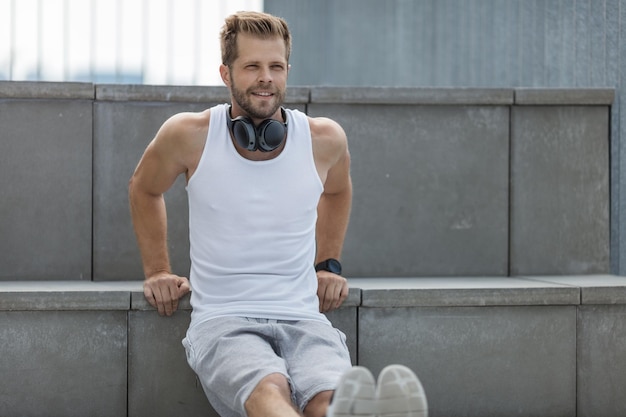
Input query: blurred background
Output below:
<box><xmin>2</xmin><ymin>0</ymin><xmax>623</xmax><ymax>89</ymax></box>
<box><xmin>0</xmin><ymin>0</ymin><xmax>262</xmax><ymax>85</ymax></box>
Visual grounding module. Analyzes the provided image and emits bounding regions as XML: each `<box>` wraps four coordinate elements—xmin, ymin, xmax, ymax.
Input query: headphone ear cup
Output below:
<box><xmin>256</xmin><ymin>119</ymin><xmax>287</xmax><ymax>152</ymax></box>
<box><xmin>230</xmin><ymin>117</ymin><xmax>258</xmax><ymax>151</ymax></box>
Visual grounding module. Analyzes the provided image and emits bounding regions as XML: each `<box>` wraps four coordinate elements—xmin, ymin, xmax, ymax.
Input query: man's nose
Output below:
<box><xmin>258</xmin><ymin>66</ymin><xmax>273</xmax><ymax>83</ymax></box>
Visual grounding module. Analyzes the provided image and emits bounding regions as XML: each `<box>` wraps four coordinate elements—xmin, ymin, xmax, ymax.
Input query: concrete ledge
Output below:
<box><xmin>0</xmin><ymin>83</ymin><xmax>613</xmax><ymax>106</ymax></box>
<box><xmin>0</xmin><ymin>81</ymin><xmax>94</xmax><ymax>99</ymax></box>
<box><xmin>95</xmin><ymin>84</ymin><xmax>230</xmax><ymax>102</ymax></box>
<box><xmin>128</xmin><ymin>285</ymin><xmax>362</xmax><ymax>311</ymax></box>
<box><xmin>0</xmin><ymin>82</ymin><xmax>311</xmax><ymax>103</ymax></box>
<box><xmin>0</xmin><ymin>280</ymin><xmax>361</xmax><ymax>311</ymax></box>
<box><xmin>526</xmin><ymin>275</ymin><xmax>626</xmax><ymax>304</ymax></box>
<box><xmin>95</xmin><ymin>84</ymin><xmax>311</xmax><ymax>103</ymax></box>
<box><xmin>514</xmin><ymin>88</ymin><xmax>615</xmax><ymax>105</ymax></box>
<box><xmin>4</xmin><ymin>276</ymin><xmax>625</xmax><ymax>311</ymax></box>
<box><xmin>349</xmin><ymin>277</ymin><xmax>581</xmax><ymax>307</ymax></box>
<box><xmin>310</xmin><ymin>86</ymin><xmax>514</xmax><ymax>105</ymax></box>
<box><xmin>0</xmin><ymin>281</ymin><xmax>138</xmax><ymax>310</ymax></box>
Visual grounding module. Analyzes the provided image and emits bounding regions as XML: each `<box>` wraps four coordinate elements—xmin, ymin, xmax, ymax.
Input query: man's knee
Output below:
<box><xmin>245</xmin><ymin>373</ymin><xmax>292</xmax><ymax>410</ymax></box>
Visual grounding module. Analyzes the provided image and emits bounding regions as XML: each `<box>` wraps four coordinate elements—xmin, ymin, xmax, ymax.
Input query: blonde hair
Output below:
<box><xmin>220</xmin><ymin>11</ymin><xmax>292</xmax><ymax>67</ymax></box>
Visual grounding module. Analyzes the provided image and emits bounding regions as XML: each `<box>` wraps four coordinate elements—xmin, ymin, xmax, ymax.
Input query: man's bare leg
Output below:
<box><xmin>303</xmin><ymin>390</ymin><xmax>333</xmax><ymax>417</ymax></box>
<box><xmin>245</xmin><ymin>373</ymin><xmax>301</xmax><ymax>417</ymax></box>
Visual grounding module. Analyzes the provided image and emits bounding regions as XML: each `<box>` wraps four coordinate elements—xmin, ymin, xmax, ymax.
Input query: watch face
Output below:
<box><xmin>327</xmin><ymin>259</ymin><xmax>342</xmax><ymax>274</ymax></box>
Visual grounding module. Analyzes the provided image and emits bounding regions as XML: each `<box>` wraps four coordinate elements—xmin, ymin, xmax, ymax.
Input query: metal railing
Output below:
<box><xmin>0</xmin><ymin>0</ymin><xmax>262</xmax><ymax>85</ymax></box>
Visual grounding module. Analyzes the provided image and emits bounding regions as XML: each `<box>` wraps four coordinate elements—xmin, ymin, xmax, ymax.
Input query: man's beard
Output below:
<box><xmin>231</xmin><ymin>78</ymin><xmax>285</xmax><ymax>120</ymax></box>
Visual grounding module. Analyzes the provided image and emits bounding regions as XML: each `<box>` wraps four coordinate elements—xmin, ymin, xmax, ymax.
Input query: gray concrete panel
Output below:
<box><xmin>0</xmin><ymin>310</ymin><xmax>127</xmax><ymax>416</ymax></box>
<box><xmin>128</xmin><ymin>310</ymin><xmax>216</xmax><ymax>417</ymax></box>
<box><xmin>0</xmin><ymin>99</ymin><xmax>92</xmax><ymax>280</ymax></box>
<box><xmin>359</xmin><ymin>305</ymin><xmax>576</xmax><ymax>417</ymax></box>
<box><xmin>577</xmin><ymin>305</ymin><xmax>626</xmax><ymax>417</ymax></box>
<box><xmin>510</xmin><ymin>106</ymin><xmax>610</xmax><ymax>275</ymax></box>
<box><xmin>308</xmin><ymin>104</ymin><xmax>509</xmax><ymax>277</ymax></box>
<box><xmin>93</xmin><ymin>101</ymin><xmax>212</xmax><ymax>280</ymax></box>
<box><xmin>324</xmin><ymin>306</ymin><xmax>358</xmax><ymax>364</ymax></box>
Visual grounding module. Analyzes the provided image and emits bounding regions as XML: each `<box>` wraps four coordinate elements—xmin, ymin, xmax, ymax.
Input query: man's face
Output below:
<box><xmin>222</xmin><ymin>33</ymin><xmax>289</xmax><ymax>121</ymax></box>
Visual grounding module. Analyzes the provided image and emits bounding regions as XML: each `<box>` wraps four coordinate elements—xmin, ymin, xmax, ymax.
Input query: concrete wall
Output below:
<box><xmin>264</xmin><ymin>0</ymin><xmax>626</xmax><ymax>276</ymax></box>
<box><xmin>0</xmin><ymin>82</ymin><xmax>613</xmax><ymax>281</ymax></box>
<box><xmin>0</xmin><ymin>81</ymin><xmax>620</xmax><ymax>416</ymax></box>
<box><xmin>1</xmin><ymin>277</ymin><xmax>625</xmax><ymax>417</ymax></box>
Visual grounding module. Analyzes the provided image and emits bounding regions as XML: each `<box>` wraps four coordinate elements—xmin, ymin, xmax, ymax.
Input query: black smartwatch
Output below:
<box><xmin>315</xmin><ymin>258</ymin><xmax>342</xmax><ymax>275</ymax></box>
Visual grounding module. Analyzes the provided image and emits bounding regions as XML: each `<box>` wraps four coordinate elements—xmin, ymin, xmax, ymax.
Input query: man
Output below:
<box><xmin>129</xmin><ymin>10</ymin><xmax>427</xmax><ymax>417</ymax></box>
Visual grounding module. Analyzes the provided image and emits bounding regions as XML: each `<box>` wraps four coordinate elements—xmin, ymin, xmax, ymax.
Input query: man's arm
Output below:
<box><xmin>129</xmin><ymin>113</ymin><xmax>201</xmax><ymax>316</ymax></box>
<box><xmin>311</xmin><ymin>118</ymin><xmax>353</xmax><ymax>312</ymax></box>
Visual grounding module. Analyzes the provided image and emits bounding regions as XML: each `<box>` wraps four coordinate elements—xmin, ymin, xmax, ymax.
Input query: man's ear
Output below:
<box><xmin>219</xmin><ymin>64</ymin><xmax>231</xmax><ymax>87</ymax></box>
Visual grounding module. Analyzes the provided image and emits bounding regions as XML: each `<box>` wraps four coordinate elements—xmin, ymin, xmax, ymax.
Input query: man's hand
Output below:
<box><xmin>317</xmin><ymin>271</ymin><xmax>349</xmax><ymax>313</ymax></box>
<box><xmin>143</xmin><ymin>272</ymin><xmax>191</xmax><ymax>316</ymax></box>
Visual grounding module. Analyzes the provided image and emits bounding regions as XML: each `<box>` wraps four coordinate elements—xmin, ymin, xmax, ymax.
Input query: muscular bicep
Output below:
<box><xmin>320</xmin><ymin>122</ymin><xmax>351</xmax><ymax>195</ymax></box>
<box><xmin>324</xmin><ymin>147</ymin><xmax>351</xmax><ymax>195</ymax></box>
<box><xmin>131</xmin><ymin>142</ymin><xmax>184</xmax><ymax>196</ymax></box>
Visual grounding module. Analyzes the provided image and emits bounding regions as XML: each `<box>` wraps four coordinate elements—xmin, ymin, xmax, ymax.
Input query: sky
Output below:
<box><xmin>0</xmin><ymin>0</ymin><xmax>263</xmax><ymax>85</ymax></box>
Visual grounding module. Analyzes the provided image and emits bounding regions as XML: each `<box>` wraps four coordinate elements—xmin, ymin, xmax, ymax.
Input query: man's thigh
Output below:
<box><xmin>275</xmin><ymin>320</ymin><xmax>352</xmax><ymax>410</ymax></box>
<box><xmin>183</xmin><ymin>317</ymin><xmax>291</xmax><ymax>417</ymax></box>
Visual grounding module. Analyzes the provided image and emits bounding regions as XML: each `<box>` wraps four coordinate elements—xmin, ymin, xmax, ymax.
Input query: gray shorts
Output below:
<box><xmin>182</xmin><ymin>317</ymin><xmax>352</xmax><ymax>417</ymax></box>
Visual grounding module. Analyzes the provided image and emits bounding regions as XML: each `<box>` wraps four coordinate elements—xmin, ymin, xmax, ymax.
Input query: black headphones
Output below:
<box><xmin>227</xmin><ymin>106</ymin><xmax>288</xmax><ymax>152</ymax></box>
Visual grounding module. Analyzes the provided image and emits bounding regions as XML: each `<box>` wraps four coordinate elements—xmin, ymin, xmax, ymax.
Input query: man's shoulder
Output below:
<box><xmin>307</xmin><ymin>115</ymin><xmax>348</xmax><ymax>168</ymax></box>
<box><xmin>152</xmin><ymin>108</ymin><xmax>212</xmax><ymax>164</ymax></box>
<box><xmin>164</xmin><ymin>108</ymin><xmax>212</xmax><ymax>133</ymax></box>
<box><xmin>307</xmin><ymin>115</ymin><xmax>345</xmax><ymax>140</ymax></box>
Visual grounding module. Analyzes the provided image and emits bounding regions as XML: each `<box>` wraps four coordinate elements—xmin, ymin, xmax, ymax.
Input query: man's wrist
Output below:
<box><xmin>315</xmin><ymin>258</ymin><xmax>342</xmax><ymax>275</ymax></box>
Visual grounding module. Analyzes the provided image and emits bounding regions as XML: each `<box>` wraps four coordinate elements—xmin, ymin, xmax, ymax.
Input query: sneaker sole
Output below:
<box><xmin>327</xmin><ymin>366</ymin><xmax>377</xmax><ymax>417</ymax></box>
<box><xmin>376</xmin><ymin>365</ymin><xmax>428</xmax><ymax>417</ymax></box>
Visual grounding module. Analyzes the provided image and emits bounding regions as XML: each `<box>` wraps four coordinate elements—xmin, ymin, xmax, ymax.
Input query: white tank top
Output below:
<box><xmin>186</xmin><ymin>103</ymin><xmax>329</xmax><ymax>327</ymax></box>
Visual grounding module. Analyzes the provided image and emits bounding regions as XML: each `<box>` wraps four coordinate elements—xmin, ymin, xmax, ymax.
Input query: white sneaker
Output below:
<box><xmin>376</xmin><ymin>365</ymin><xmax>428</xmax><ymax>417</ymax></box>
<box><xmin>327</xmin><ymin>366</ymin><xmax>377</xmax><ymax>417</ymax></box>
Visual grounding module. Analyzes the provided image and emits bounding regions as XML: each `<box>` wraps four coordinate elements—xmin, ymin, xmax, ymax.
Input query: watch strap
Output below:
<box><xmin>315</xmin><ymin>258</ymin><xmax>342</xmax><ymax>274</ymax></box>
